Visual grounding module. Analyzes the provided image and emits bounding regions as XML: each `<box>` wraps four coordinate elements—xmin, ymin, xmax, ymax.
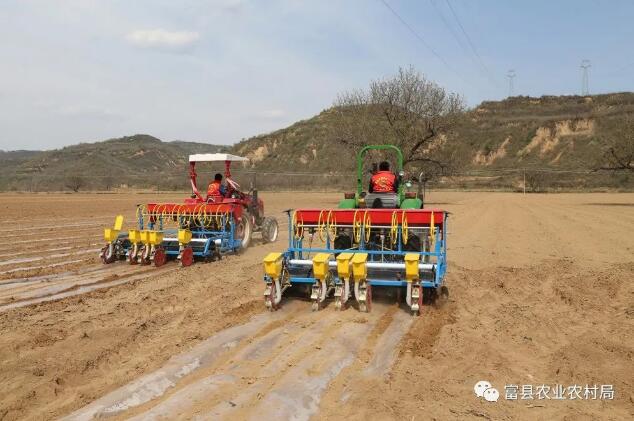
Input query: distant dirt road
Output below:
<box><xmin>0</xmin><ymin>192</ymin><xmax>632</xmax><ymax>420</ymax></box>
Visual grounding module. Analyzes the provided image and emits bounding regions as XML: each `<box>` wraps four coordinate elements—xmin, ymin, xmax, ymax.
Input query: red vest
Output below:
<box><xmin>207</xmin><ymin>181</ymin><xmax>222</xmax><ymax>196</ymax></box>
<box><xmin>371</xmin><ymin>171</ymin><xmax>396</xmax><ymax>193</ymax></box>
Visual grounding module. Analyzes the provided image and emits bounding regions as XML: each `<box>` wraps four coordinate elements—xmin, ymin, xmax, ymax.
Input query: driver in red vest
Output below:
<box><xmin>207</xmin><ymin>173</ymin><xmax>226</xmax><ymax>199</ymax></box>
<box><xmin>369</xmin><ymin>161</ymin><xmax>397</xmax><ymax>193</ymax></box>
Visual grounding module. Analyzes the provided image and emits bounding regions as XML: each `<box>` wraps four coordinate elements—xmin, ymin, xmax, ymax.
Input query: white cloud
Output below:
<box><xmin>126</xmin><ymin>29</ymin><xmax>200</xmax><ymax>49</ymax></box>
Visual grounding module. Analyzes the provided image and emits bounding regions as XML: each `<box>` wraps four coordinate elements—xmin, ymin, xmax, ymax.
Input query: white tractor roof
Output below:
<box><xmin>189</xmin><ymin>153</ymin><xmax>249</xmax><ymax>163</ymax></box>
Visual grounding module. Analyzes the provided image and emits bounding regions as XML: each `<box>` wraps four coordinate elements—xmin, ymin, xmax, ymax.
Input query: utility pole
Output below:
<box><xmin>506</xmin><ymin>70</ymin><xmax>516</xmax><ymax>97</ymax></box>
<box><xmin>581</xmin><ymin>59</ymin><xmax>591</xmax><ymax>96</ymax></box>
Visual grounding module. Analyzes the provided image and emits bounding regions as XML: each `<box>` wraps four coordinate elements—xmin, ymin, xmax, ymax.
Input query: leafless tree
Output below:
<box><xmin>595</xmin><ymin>118</ymin><xmax>634</xmax><ymax>172</ymax></box>
<box><xmin>331</xmin><ymin>66</ymin><xmax>465</xmax><ymax>175</ymax></box>
<box><xmin>65</xmin><ymin>174</ymin><xmax>85</xmax><ymax>192</ymax></box>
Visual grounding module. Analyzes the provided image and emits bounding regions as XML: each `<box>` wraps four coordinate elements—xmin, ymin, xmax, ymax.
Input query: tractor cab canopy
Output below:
<box><xmin>189</xmin><ymin>153</ymin><xmax>249</xmax><ymax>163</ymax></box>
<box><xmin>338</xmin><ymin>145</ymin><xmax>423</xmax><ymax>210</ymax></box>
<box><xmin>188</xmin><ymin>153</ymin><xmax>250</xmax><ymax>201</ymax></box>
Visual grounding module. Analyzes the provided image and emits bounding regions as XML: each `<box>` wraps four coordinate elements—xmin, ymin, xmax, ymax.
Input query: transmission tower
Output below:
<box><xmin>506</xmin><ymin>70</ymin><xmax>516</xmax><ymax>97</ymax></box>
<box><xmin>581</xmin><ymin>59</ymin><xmax>591</xmax><ymax>96</ymax></box>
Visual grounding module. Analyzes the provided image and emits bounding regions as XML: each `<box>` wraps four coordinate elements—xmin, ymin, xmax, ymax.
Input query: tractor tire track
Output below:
<box><xmin>64</xmin><ymin>303</ymin><xmax>400</xmax><ymax>421</ymax></box>
<box><xmin>0</xmin><ymin>263</ymin><xmax>148</xmax><ymax>301</ymax></box>
<box><xmin>0</xmin><ymin>234</ymin><xmax>100</xmax><ymax>252</ymax></box>
<box><xmin>0</xmin><ymin>223</ymin><xmax>283</xmax><ymax>309</ymax></box>
<box><xmin>0</xmin><ymin>249</ymin><xmax>101</xmax><ymax>272</ymax></box>
<box><xmin>0</xmin><ymin>265</ymin><xmax>171</xmax><ymax>312</ymax></box>
<box><xmin>3</xmin><ymin>220</ymin><xmax>118</xmax><ymax>234</ymax></box>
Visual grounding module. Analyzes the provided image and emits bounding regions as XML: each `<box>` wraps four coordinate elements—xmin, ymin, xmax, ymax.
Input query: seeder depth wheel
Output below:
<box><xmin>137</xmin><ymin>245</ymin><xmax>151</xmax><ymax>265</ymax></box>
<box><xmin>358</xmin><ymin>282</ymin><xmax>372</xmax><ymax>313</ymax></box>
<box><xmin>265</xmin><ymin>279</ymin><xmax>278</xmax><ymax>311</ymax></box>
<box><xmin>100</xmin><ymin>244</ymin><xmax>116</xmax><ymax>264</ymax></box>
<box><xmin>153</xmin><ymin>247</ymin><xmax>167</xmax><ymax>267</ymax></box>
<box><xmin>415</xmin><ymin>284</ymin><xmax>423</xmax><ymax>316</ymax></box>
<box><xmin>127</xmin><ymin>244</ymin><xmax>139</xmax><ymax>265</ymax></box>
<box><xmin>334</xmin><ymin>284</ymin><xmax>343</xmax><ymax>311</ymax></box>
<box><xmin>180</xmin><ymin>246</ymin><xmax>194</xmax><ymax>267</ymax></box>
<box><xmin>311</xmin><ymin>279</ymin><xmax>327</xmax><ymax>311</ymax></box>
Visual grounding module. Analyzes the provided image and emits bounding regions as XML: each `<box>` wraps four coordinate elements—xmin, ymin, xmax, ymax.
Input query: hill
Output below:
<box><xmin>234</xmin><ymin>92</ymin><xmax>634</xmax><ymax>172</ymax></box>
<box><xmin>0</xmin><ymin>150</ymin><xmax>40</xmax><ymax>177</ymax></box>
<box><xmin>231</xmin><ymin>92</ymin><xmax>634</xmax><ymax>190</ymax></box>
<box><xmin>2</xmin><ymin>92</ymin><xmax>633</xmax><ymax>191</ymax></box>
<box><xmin>0</xmin><ymin>135</ymin><xmax>226</xmax><ymax>191</ymax></box>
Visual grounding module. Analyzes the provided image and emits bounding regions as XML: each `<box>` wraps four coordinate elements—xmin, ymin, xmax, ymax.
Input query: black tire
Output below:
<box><xmin>261</xmin><ymin>217</ymin><xmax>279</xmax><ymax>243</ymax></box>
<box><xmin>404</xmin><ymin>234</ymin><xmax>421</xmax><ymax>252</ymax></box>
<box><xmin>371</xmin><ymin>198</ymin><xmax>383</xmax><ymax>209</ymax></box>
<box><xmin>236</xmin><ymin>210</ymin><xmax>253</xmax><ymax>249</ymax></box>
<box><xmin>334</xmin><ymin>234</ymin><xmax>352</xmax><ymax>253</ymax></box>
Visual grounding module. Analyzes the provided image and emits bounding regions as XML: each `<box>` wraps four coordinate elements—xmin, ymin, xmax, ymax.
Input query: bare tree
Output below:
<box><xmin>65</xmin><ymin>174</ymin><xmax>85</xmax><ymax>192</ymax></box>
<box><xmin>331</xmin><ymin>66</ymin><xmax>465</xmax><ymax>174</ymax></box>
<box><xmin>595</xmin><ymin>118</ymin><xmax>634</xmax><ymax>172</ymax></box>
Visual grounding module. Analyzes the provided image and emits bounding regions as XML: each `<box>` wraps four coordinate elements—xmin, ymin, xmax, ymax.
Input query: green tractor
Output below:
<box><xmin>338</xmin><ymin>145</ymin><xmax>425</xmax><ymax>210</ymax></box>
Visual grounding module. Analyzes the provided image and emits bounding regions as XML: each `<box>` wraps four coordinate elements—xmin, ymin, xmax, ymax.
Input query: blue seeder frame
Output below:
<box><xmin>129</xmin><ymin>206</ymin><xmax>243</xmax><ymax>259</ymax></box>
<box><xmin>266</xmin><ymin>211</ymin><xmax>448</xmax><ymax>289</ymax></box>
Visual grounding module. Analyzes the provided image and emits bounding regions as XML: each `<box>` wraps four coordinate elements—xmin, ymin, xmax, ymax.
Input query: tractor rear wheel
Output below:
<box><xmin>236</xmin><ymin>210</ymin><xmax>253</xmax><ymax>249</ymax></box>
<box><xmin>261</xmin><ymin>217</ymin><xmax>279</xmax><ymax>243</ymax></box>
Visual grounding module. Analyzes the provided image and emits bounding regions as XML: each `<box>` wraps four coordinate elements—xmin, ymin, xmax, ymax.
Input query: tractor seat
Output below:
<box><xmin>365</xmin><ymin>192</ymin><xmax>398</xmax><ymax>209</ymax></box>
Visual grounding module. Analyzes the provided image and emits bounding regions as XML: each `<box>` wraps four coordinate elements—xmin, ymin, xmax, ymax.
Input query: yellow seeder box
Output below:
<box><xmin>263</xmin><ymin>252</ymin><xmax>283</xmax><ymax>278</ymax></box>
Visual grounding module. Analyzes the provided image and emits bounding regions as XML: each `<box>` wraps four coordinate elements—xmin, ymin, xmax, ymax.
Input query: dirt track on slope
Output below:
<box><xmin>0</xmin><ymin>192</ymin><xmax>632</xmax><ymax>420</ymax></box>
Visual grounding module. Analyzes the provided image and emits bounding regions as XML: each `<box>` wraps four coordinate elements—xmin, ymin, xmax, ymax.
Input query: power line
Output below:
<box><xmin>429</xmin><ymin>0</ymin><xmax>498</xmax><ymax>90</ymax></box>
<box><xmin>429</xmin><ymin>0</ymin><xmax>496</xmax><ymax>88</ymax></box>
<box><xmin>444</xmin><ymin>0</ymin><xmax>499</xmax><ymax>87</ymax></box>
<box><xmin>379</xmin><ymin>0</ymin><xmax>466</xmax><ymax>83</ymax></box>
<box><xmin>429</xmin><ymin>0</ymin><xmax>470</xmax><ymax>55</ymax></box>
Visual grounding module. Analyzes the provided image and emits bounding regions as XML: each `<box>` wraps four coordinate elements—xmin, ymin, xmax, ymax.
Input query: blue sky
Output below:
<box><xmin>0</xmin><ymin>0</ymin><xmax>632</xmax><ymax>150</ymax></box>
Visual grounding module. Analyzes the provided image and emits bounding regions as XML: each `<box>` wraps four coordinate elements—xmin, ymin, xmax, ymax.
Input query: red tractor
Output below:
<box><xmin>100</xmin><ymin>153</ymin><xmax>278</xmax><ymax>266</ymax></box>
<box><xmin>186</xmin><ymin>153</ymin><xmax>279</xmax><ymax>247</ymax></box>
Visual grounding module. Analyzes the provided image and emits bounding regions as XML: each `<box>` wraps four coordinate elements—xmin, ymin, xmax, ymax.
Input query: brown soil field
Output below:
<box><xmin>0</xmin><ymin>191</ymin><xmax>632</xmax><ymax>420</ymax></box>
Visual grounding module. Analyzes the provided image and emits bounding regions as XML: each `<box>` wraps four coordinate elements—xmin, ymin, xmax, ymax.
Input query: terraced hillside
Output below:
<box><xmin>234</xmin><ymin>92</ymin><xmax>634</xmax><ymax>174</ymax></box>
<box><xmin>0</xmin><ymin>135</ymin><xmax>226</xmax><ymax>191</ymax></box>
<box><xmin>2</xmin><ymin>93</ymin><xmax>633</xmax><ymax>191</ymax></box>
